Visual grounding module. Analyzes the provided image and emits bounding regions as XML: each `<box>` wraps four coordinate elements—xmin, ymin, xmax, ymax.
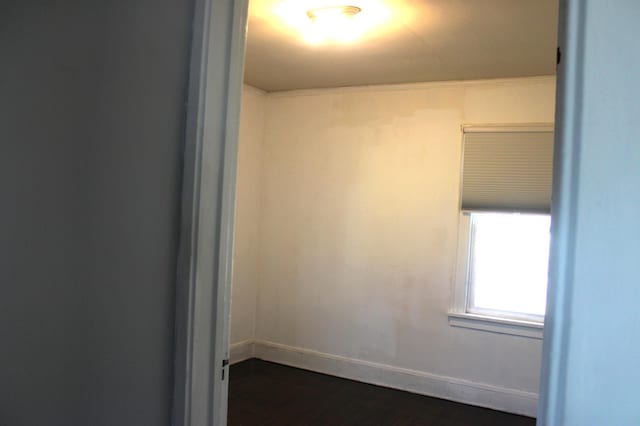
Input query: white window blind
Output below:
<box><xmin>461</xmin><ymin>127</ymin><xmax>554</xmax><ymax>213</ymax></box>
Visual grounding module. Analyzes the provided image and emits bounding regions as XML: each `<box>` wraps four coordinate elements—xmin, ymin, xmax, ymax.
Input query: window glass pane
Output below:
<box><xmin>469</xmin><ymin>213</ymin><xmax>550</xmax><ymax>317</ymax></box>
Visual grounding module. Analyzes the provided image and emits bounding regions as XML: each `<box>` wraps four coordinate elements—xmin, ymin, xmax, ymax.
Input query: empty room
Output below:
<box><xmin>228</xmin><ymin>0</ymin><xmax>557</xmax><ymax>424</ymax></box>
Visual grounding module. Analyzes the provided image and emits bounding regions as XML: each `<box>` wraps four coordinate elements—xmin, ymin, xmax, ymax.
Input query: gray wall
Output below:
<box><xmin>0</xmin><ymin>1</ymin><xmax>193</xmax><ymax>425</ymax></box>
<box><xmin>539</xmin><ymin>0</ymin><xmax>640</xmax><ymax>424</ymax></box>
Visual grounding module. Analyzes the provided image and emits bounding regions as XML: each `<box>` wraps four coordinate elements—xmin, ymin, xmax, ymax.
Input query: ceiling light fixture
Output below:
<box><xmin>306</xmin><ymin>5</ymin><xmax>362</xmax><ymax>22</ymax></box>
<box><xmin>304</xmin><ymin>5</ymin><xmax>364</xmax><ymax>44</ymax></box>
<box><xmin>272</xmin><ymin>1</ymin><xmax>394</xmax><ymax>46</ymax></box>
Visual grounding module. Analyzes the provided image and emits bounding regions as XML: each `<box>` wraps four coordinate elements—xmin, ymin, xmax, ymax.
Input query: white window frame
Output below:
<box><xmin>466</xmin><ymin>212</ymin><xmax>549</xmax><ymax>322</ymax></box>
<box><xmin>449</xmin><ymin>212</ymin><xmax>545</xmax><ymax>339</ymax></box>
<box><xmin>448</xmin><ymin>124</ymin><xmax>553</xmax><ymax>340</ymax></box>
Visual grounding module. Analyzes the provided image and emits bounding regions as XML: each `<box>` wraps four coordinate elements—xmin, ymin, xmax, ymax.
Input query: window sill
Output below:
<box><xmin>447</xmin><ymin>312</ymin><xmax>544</xmax><ymax>339</ymax></box>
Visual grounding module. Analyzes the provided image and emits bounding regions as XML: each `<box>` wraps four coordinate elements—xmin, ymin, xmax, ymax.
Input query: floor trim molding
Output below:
<box><xmin>242</xmin><ymin>339</ymin><xmax>537</xmax><ymax>417</ymax></box>
<box><xmin>229</xmin><ymin>339</ymin><xmax>255</xmax><ymax>364</ymax></box>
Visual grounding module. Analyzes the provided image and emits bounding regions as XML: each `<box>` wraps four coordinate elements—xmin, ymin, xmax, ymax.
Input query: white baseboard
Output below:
<box><xmin>251</xmin><ymin>339</ymin><xmax>538</xmax><ymax>418</ymax></box>
<box><xmin>229</xmin><ymin>339</ymin><xmax>255</xmax><ymax>364</ymax></box>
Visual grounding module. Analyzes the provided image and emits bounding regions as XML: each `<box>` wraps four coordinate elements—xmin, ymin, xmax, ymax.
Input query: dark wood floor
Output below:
<box><xmin>228</xmin><ymin>359</ymin><xmax>536</xmax><ymax>426</ymax></box>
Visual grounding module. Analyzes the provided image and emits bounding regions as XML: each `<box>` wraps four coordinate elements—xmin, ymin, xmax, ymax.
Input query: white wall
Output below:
<box><xmin>231</xmin><ymin>77</ymin><xmax>556</xmax><ymax>415</ymax></box>
<box><xmin>230</xmin><ymin>85</ymin><xmax>265</xmax><ymax>345</ymax></box>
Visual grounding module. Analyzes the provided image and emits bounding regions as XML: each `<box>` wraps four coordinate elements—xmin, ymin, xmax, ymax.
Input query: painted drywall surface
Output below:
<box><xmin>230</xmin><ymin>85</ymin><xmax>266</xmax><ymax>344</ymax></box>
<box><xmin>255</xmin><ymin>77</ymin><xmax>556</xmax><ymax>394</ymax></box>
<box><xmin>539</xmin><ymin>1</ymin><xmax>640</xmax><ymax>424</ymax></box>
<box><xmin>0</xmin><ymin>1</ymin><xmax>192</xmax><ymax>425</ymax></box>
<box><xmin>245</xmin><ymin>0</ymin><xmax>558</xmax><ymax>91</ymax></box>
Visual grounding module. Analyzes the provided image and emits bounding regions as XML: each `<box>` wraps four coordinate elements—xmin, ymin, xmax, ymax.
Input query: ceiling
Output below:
<box><xmin>243</xmin><ymin>0</ymin><xmax>558</xmax><ymax>92</ymax></box>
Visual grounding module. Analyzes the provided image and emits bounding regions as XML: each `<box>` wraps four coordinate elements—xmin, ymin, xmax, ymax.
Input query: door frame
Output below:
<box><xmin>536</xmin><ymin>0</ymin><xmax>579</xmax><ymax>423</ymax></box>
<box><xmin>172</xmin><ymin>0</ymin><xmax>249</xmax><ymax>425</ymax></box>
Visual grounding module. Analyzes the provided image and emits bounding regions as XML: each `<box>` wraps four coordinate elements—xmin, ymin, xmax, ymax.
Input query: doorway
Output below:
<box><xmin>175</xmin><ymin>0</ymin><xmax>640</xmax><ymax>425</ymax></box>
<box><xmin>227</xmin><ymin>0</ymin><xmax>557</xmax><ymax>425</ymax></box>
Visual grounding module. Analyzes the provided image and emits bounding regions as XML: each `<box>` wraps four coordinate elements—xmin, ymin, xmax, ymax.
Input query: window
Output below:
<box><xmin>449</xmin><ymin>125</ymin><xmax>554</xmax><ymax>338</ymax></box>
<box><xmin>467</xmin><ymin>212</ymin><xmax>550</xmax><ymax>322</ymax></box>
